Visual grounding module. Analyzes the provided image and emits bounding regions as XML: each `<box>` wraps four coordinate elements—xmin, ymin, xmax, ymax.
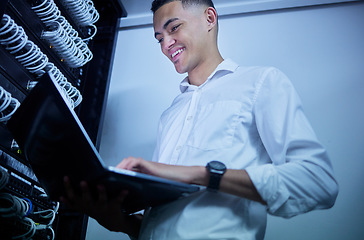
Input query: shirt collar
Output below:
<box><xmin>180</xmin><ymin>58</ymin><xmax>239</xmax><ymax>93</ymax></box>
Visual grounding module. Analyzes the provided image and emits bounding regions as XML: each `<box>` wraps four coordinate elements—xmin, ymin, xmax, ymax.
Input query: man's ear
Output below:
<box><xmin>205</xmin><ymin>7</ymin><xmax>218</xmax><ymax>32</ymax></box>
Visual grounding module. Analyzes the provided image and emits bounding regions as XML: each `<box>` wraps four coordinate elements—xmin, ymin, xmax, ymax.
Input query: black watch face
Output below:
<box><xmin>209</xmin><ymin>161</ymin><xmax>226</xmax><ymax>171</ymax></box>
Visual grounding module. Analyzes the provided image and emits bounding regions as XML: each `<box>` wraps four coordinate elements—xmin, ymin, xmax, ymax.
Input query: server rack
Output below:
<box><xmin>0</xmin><ymin>0</ymin><xmax>125</xmax><ymax>239</ymax></box>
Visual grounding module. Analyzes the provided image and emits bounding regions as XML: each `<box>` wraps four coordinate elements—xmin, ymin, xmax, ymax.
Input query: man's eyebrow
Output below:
<box><xmin>154</xmin><ymin>18</ymin><xmax>179</xmax><ymax>38</ymax></box>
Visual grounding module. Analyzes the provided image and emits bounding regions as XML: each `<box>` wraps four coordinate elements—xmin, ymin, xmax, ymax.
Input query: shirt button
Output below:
<box><xmin>176</xmin><ymin>146</ymin><xmax>182</xmax><ymax>151</ymax></box>
<box><xmin>186</xmin><ymin>116</ymin><xmax>193</xmax><ymax>121</ymax></box>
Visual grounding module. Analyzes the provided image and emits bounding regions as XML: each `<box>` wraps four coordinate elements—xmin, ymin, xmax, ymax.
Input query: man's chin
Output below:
<box><xmin>175</xmin><ymin>68</ymin><xmax>186</xmax><ymax>74</ymax></box>
<box><xmin>173</xmin><ymin>63</ymin><xmax>187</xmax><ymax>74</ymax></box>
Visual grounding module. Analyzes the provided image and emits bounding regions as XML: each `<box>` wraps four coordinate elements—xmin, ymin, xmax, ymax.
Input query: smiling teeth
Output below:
<box><xmin>172</xmin><ymin>48</ymin><xmax>185</xmax><ymax>58</ymax></box>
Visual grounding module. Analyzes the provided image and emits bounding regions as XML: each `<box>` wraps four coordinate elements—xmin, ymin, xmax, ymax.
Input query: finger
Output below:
<box><xmin>116</xmin><ymin>160</ymin><xmax>125</xmax><ymax>169</ymax></box>
<box><xmin>63</xmin><ymin>176</ymin><xmax>75</xmax><ymax>199</ymax></box>
<box><xmin>116</xmin><ymin>157</ymin><xmax>134</xmax><ymax>169</ymax></box>
<box><xmin>97</xmin><ymin>184</ymin><xmax>107</xmax><ymax>205</ymax></box>
<box><xmin>80</xmin><ymin>181</ymin><xmax>92</xmax><ymax>204</ymax></box>
<box><xmin>119</xmin><ymin>157</ymin><xmax>144</xmax><ymax>171</ymax></box>
<box><xmin>110</xmin><ymin>190</ymin><xmax>128</xmax><ymax>207</ymax></box>
<box><xmin>61</xmin><ymin>177</ymin><xmax>78</xmax><ymax>210</ymax></box>
<box><xmin>107</xmin><ymin>190</ymin><xmax>129</xmax><ymax>213</ymax></box>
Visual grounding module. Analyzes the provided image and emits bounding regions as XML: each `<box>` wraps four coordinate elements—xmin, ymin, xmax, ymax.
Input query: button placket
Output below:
<box><xmin>170</xmin><ymin>89</ymin><xmax>201</xmax><ymax>164</ymax></box>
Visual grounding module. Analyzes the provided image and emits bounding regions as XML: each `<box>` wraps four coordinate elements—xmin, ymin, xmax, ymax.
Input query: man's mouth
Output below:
<box><xmin>171</xmin><ymin>48</ymin><xmax>186</xmax><ymax>59</ymax></box>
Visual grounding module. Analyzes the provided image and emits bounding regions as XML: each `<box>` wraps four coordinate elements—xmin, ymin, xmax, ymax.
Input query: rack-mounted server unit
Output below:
<box><xmin>0</xmin><ymin>0</ymin><xmax>125</xmax><ymax>239</ymax></box>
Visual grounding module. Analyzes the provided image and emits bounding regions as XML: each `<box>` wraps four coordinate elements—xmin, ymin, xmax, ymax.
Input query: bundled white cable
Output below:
<box><xmin>0</xmin><ymin>14</ymin><xmax>83</xmax><ymax>107</ymax></box>
<box><xmin>32</xmin><ymin>0</ymin><xmax>95</xmax><ymax>66</ymax></box>
<box><xmin>0</xmin><ymin>14</ymin><xmax>48</xmax><ymax>77</ymax></box>
<box><xmin>42</xmin><ymin>21</ymin><xmax>93</xmax><ymax>68</ymax></box>
<box><xmin>0</xmin><ymin>192</ymin><xmax>30</xmax><ymax>219</ymax></box>
<box><xmin>0</xmin><ymin>192</ymin><xmax>56</xmax><ymax>240</ymax></box>
<box><xmin>46</xmin><ymin>62</ymin><xmax>83</xmax><ymax>108</ymax></box>
<box><xmin>26</xmin><ymin>61</ymin><xmax>83</xmax><ymax>109</ymax></box>
<box><xmin>32</xmin><ymin>202</ymin><xmax>59</xmax><ymax>227</ymax></box>
<box><xmin>0</xmin><ymin>86</ymin><xmax>20</xmax><ymax>122</ymax></box>
<box><xmin>59</xmin><ymin>0</ymin><xmax>99</xmax><ymax>27</ymax></box>
<box><xmin>15</xmin><ymin>41</ymin><xmax>49</xmax><ymax>77</ymax></box>
<box><xmin>12</xmin><ymin>216</ymin><xmax>37</xmax><ymax>239</ymax></box>
<box><xmin>58</xmin><ymin>0</ymin><xmax>99</xmax><ymax>41</ymax></box>
<box><xmin>32</xmin><ymin>0</ymin><xmax>78</xmax><ymax>39</ymax></box>
<box><xmin>0</xmin><ymin>15</ymin><xmax>28</xmax><ymax>55</ymax></box>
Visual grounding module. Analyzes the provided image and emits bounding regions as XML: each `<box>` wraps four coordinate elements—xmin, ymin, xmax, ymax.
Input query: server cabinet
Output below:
<box><xmin>0</xmin><ymin>0</ymin><xmax>125</xmax><ymax>239</ymax></box>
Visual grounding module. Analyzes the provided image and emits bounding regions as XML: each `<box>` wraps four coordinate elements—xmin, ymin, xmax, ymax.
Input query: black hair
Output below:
<box><xmin>151</xmin><ymin>0</ymin><xmax>215</xmax><ymax>14</ymax></box>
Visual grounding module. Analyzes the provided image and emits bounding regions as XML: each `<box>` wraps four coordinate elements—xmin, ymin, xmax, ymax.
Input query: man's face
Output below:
<box><xmin>153</xmin><ymin>1</ymin><xmax>209</xmax><ymax>74</ymax></box>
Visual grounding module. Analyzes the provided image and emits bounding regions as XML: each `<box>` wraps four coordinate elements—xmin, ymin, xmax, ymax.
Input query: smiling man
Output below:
<box><xmin>153</xmin><ymin>0</ymin><xmax>223</xmax><ymax>86</ymax></box>
<box><xmin>117</xmin><ymin>0</ymin><xmax>338</xmax><ymax>239</ymax></box>
<box><xmin>62</xmin><ymin>1</ymin><xmax>338</xmax><ymax>239</ymax></box>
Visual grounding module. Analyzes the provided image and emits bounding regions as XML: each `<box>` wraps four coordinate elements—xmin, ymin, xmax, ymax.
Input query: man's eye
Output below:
<box><xmin>158</xmin><ymin>38</ymin><xmax>163</xmax><ymax>44</ymax></box>
<box><xmin>171</xmin><ymin>24</ymin><xmax>181</xmax><ymax>32</ymax></box>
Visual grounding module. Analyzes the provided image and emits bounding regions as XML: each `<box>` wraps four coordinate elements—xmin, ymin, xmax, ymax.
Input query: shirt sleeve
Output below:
<box><xmin>245</xmin><ymin>67</ymin><xmax>338</xmax><ymax>218</ymax></box>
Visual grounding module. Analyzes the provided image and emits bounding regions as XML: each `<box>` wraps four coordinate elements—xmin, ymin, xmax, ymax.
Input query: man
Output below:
<box><xmin>62</xmin><ymin>0</ymin><xmax>338</xmax><ymax>239</ymax></box>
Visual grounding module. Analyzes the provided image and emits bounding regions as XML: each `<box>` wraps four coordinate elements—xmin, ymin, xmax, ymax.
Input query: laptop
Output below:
<box><xmin>6</xmin><ymin>72</ymin><xmax>200</xmax><ymax>213</ymax></box>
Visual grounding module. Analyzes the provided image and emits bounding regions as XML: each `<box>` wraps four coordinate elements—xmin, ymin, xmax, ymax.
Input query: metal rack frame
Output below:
<box><xmin>0</xmin><ymin>0</ymin><xmax>126</xmax><ymax>239</ymax></box>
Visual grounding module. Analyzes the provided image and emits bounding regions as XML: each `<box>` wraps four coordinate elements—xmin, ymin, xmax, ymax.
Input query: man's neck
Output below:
<box><xmin>188</xmin><ymin>53</ymin><xmax>224</xmax><ymax>86</ymax></box>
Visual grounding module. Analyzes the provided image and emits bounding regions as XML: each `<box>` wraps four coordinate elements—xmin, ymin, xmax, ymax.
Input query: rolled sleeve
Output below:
<box><xmin>246</xmin><ymin>164</ymin><xmax>290</xmax><ymax>214</ymax></box>
<box><xmin>249</xmin><ymin>68</ymin><xmax>338</xmax><ymax>218</ymax></box>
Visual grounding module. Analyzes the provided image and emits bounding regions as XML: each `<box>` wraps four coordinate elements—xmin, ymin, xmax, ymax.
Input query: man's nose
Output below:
<box><xmin>162</xmin><ymin>36</ymin><xmax>175</xmax><ymax>52</ymax></box>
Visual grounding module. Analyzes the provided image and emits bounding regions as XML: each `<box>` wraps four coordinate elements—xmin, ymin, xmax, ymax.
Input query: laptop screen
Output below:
<box><xmin>7</xmin><ymin>73</ymin><xmax>200</xmax><ymax>211</ymax></box>
<box><xmin>7</xmin><ymin>73</ymin><xmax>107</xmax><ymax>198</ymax></box>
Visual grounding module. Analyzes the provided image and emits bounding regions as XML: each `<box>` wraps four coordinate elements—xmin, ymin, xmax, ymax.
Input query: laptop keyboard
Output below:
<box><xmin>108</xmin><ymin>166</ymin><xmax>137</xmax><ymax>177</ymax></box>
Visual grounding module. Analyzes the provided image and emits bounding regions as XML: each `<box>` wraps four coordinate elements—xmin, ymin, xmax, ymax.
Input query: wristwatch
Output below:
<box><xmin>206</xmin><ymin>160</ymin><xmax>226</xmax><ymax>191</ymax></box>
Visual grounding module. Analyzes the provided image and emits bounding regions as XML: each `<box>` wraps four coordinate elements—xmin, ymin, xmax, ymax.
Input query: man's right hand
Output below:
<box><xmin>60</xmin><ymin>176</ymin><xmax>142</xmax><ymax>236</ymax></box>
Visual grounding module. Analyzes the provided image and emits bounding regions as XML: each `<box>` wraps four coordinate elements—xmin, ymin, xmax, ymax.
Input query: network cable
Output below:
<box><xmin>0</xmin><ymin>86</ymin><xmax>20</xmax><ymax>122</ymax></box>
<box><xmin>0</xmin><ymin>14</ymin><xmax>83</xmax><ymax>108</ymax></box>
<box><xmin>32</xmin><ymin>0</ymin><xmax>94</xmax><ymax>66</ymax></box>
<box><xmin>42</xmin><ymin>21</ymin><xmax>93</xmax><ymax>68</ymax></box>
<box><xmin>0</xmin><ymin>14</ymin><xmax>49</xmax><ymax>77</ymax></box>
<box><xmin>58</xmin><ymin>0</ymin><xmax>99</xmax><ymax>41</ymax></box>
<box><xmin>0</xmin><ymin>192</ymin><xmax>57</xmax><ymax>239</ymax></box>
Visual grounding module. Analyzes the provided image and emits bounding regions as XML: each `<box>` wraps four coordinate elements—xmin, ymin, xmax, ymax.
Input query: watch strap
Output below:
<box><xmin>206</xmin><ymin>161</ymin><xmax>226</xmax><ymax>191</ymax></box>
<box><xmin>207</xmin><ymin>172</ymin><xmax>222</xmax><ymax>191</ymax></box>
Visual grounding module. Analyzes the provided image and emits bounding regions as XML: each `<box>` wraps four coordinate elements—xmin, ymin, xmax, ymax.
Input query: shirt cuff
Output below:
<box><xmin>245</xmin><ymin>164</ymin><xmax>290</xmax><ymax>214</ymax></box>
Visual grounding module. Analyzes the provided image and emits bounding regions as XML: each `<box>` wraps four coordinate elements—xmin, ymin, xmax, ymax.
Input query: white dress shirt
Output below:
<box><xmin>138</xmin><ymin>59</ymin><xmax>338</xmax><ymax>240</ymax></box>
